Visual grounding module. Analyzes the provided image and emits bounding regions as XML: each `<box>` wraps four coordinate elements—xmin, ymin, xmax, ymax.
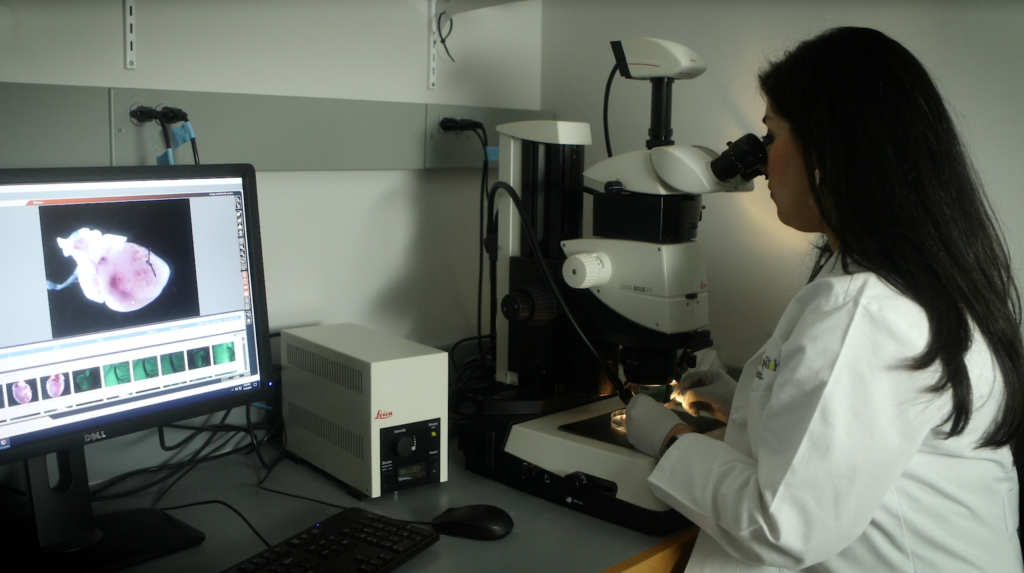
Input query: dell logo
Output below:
<box><xmin>84</xmin><ymin>431</ymin><xmax>108</xmax><ymax>443</ymax></box>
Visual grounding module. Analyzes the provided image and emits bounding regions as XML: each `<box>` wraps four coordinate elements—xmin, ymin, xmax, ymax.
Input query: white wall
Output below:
<box><xmin>541</xmin><ymin>0</ymin><xmax>1024</xmax><ymax>368</ymax></box>
<box><xmin>0</xmin><ymin>0</ymin><xmax>541</xmax><ymax>348</ymax></box>
<box><xmin>0</xmin><ymin>0</ymin><xmax>539</xmax><ymax>483</ymax></box>
<box><xmin>0</xmin><ymin>0</ymin><xmax>541</xmax><ymax>107</ymax></box>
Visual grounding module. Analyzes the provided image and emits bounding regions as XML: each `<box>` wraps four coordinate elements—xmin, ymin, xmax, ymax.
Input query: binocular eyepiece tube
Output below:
<box><xmin>710</xmin><ymin>133</ymin><xmax>769</xmax><ymax>182</ymax></box>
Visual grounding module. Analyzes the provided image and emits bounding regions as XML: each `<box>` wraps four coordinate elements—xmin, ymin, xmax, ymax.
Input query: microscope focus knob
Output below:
<box><xmin>501</xmin><ymin>285</ymin><xmax>557</xmax><ymax>325</ymax></box>
<box><xmin>562</xmin><ymin>253</ymin><xmax>610</xmax><ymax>289</ymax></box>
<box><xmin>501</xmin><ymin>290</ymin><xmax>534</xmax><ymax>322</ymax></box>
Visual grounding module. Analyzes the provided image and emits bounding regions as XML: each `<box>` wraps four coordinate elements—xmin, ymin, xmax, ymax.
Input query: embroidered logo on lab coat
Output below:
<box><xmin>755</xmin><ymin>355</ymin><xmax>780</xmax><ymax>380</ymax></box>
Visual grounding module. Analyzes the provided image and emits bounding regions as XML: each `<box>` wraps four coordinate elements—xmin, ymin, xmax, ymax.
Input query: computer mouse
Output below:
<box><xmin>430</xmin><ymin>504</ymin><xmax>514</xmax><ymax>541</ymax></box>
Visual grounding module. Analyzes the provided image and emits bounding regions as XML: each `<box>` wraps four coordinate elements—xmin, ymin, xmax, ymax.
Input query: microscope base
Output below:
<box><xmin>460</xmin><ymin>397</ymin><xmax>689</xmax><ymax>536</ymax></box>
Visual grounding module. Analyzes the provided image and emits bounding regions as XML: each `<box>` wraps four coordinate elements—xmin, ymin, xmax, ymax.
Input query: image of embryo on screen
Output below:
<box><xmin>42</xmin><ymin>373</ymin><xmax>71</xmax><ymax>399</ymax></box>
<box><xmin>72</xmin><ymin>367</ymin><xmax>102</xmax><ymax>393</ymax></box>
<box><xmin>103</xmin><ymin>362</ymin><xmax>132</xmax><ymax>386</ymax></box>
<box><xmin>161</xmin><ymin>351</ymin><xmax>186</xmax><ymax>374</ymax></box>
<box><xmin>133</xmin><ymin>357</ymin><xmax>160</xmax><ymax>381</ymax></box>
<box><xmin>7</xmin><ymin>379</ymin><xmax>40</xmax><ymax>406</ymax></box>
<box><xmin>187</xmin><ymin>346</ymin><xmax>211</xmax><ymax>370</ymax></box>
<box><xmin>213</xmin><ymin>342</ymin><xmax>235</xmax><ymax>365</ymax></box>
<box><xmin>39</xmin><ymin>200</ymin><xmax>201</xmax><ymax>339</ymax></box>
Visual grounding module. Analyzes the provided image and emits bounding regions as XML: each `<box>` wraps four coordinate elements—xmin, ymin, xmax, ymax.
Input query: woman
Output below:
<box><xmin>626</xmin><ymin>27</ymin><xmax>1024</xmax><ymax>572</ymax></box>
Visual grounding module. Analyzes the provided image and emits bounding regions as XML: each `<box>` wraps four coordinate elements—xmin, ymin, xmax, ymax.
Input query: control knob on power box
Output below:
<box><xmin>391</xmin><ymin>435</ymin><xmax>414</xmax><ymax>457</ymax></box>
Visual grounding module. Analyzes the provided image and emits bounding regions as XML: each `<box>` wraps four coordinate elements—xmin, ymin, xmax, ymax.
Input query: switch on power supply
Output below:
<box><xmin>281</xmin><ymin>323</ymin><xmax>448</xmax><ymax>499</ymax></box>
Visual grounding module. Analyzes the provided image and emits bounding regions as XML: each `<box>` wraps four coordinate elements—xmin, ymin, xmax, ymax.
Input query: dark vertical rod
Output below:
<box><xmin>646</xmin><ymin>77</ymin><xmax>675</xmax><ymax>149</ymax></box>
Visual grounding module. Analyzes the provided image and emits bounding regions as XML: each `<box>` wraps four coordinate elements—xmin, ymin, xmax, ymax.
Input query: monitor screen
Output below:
<box><xmin>0</xmin><ymin>164</ymin><xmax>274</xmax><ymax>464</ymax></box>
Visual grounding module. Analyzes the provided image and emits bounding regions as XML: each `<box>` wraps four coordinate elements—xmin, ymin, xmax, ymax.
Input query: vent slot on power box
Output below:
<box><xmin>286</xmin><ymin>343</ymin><xmax>364</xmax><ymax>394</ymax></box>
<box><xmin>286</xmin><ymin>401</ymin><xmax>365</xmax><ymax>460</ymax></box>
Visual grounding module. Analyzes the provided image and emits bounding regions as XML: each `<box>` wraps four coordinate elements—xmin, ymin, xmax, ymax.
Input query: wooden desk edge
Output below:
<box><xmin>601</xmin><ymin>526</ymin><xmax>700</xmax><ymax>573</ymax></box>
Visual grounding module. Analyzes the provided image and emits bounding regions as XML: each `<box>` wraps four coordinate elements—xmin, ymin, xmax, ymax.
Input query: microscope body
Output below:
<box><xmin>461</xmin><ymin>37</ymin><xmax>765</xmax><ymax>535</ymax></box>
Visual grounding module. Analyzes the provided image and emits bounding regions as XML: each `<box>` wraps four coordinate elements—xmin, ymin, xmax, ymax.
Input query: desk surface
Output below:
<box><xmin>102</xmin><ymin>437</ymin><xmax>679</xmax><ymax>573</ymax></box>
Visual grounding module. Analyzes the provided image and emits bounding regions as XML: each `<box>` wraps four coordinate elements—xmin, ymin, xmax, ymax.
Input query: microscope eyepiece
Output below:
<box><xmin>710</xmin><ymin>133</ymin><xmax>768</xmax><ymax>182</ymax></box>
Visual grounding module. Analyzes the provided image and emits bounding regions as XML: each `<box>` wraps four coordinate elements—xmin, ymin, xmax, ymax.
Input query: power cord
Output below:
<box><xmin>438</xmin><ymin>117</ymin><xmax>493</xmax><ymax>377</ymax></box>
<box><xmin>93</xmin><ymin>407</ymin><xmax>280</xmax><ymax>503</ymax></box>
<box><xmin>158</xmin><ymin>107</ymin><xmax>201</xmax><ymax>165</ymax></box>
<box><xmin>160</xmin><ymin>500</ymin><xmax>270</xmax><ymax>548</ymax></box>
<box><xmin>437</xmin><ymin>11</ymin><xmax>455</xmax><ymax>62</ymax></box>
<box><xmin>129</xmin><ymin>105</ymin><xmax>201</xmax><ymax>165</ymax></box>
<box><xmin>447</xmin><ymin>334</ymin><xmax>489</xmax><ymax>378</ymax></box>
<box><xmin>151</xmin><ymin>406</ymin><xmax>281</xmax><ymax>505</ymax></box>
<box><xmin>151</xmin><ymin>429</ymin><xmax>246</xmax><ymax>507</ymax></box>
<box><xmin>255</xmin><ymin>454</ymin><xmax>435</xmax><ymax>528</ymax></box>
<box><xmin>247</xmin><ymin>403</ymin><xmax>282</xmax><ymax>470</ymax></box>
<box><xmin>92</xmin><ymin>410</ymin><xmax>236</xmax><ymax>502</ymax></box>
<box><xmin>473</xmin><ymin>127</ymin><xmax>490</xmax><ymax>369</ymax></box>
<box><xmin>257</xmin><ymin>456</ymin><xmax>349</xmax><ymax>511</ymax></box>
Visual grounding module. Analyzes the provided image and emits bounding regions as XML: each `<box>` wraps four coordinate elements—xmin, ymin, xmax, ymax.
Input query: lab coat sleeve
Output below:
<box><xmin>648</xmin><ymin>284</ymin><xmax>949</xmax><ymax>569</ymax></box>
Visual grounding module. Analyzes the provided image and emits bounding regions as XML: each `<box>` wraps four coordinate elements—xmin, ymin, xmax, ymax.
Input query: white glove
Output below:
<box><xmin>625</xmin><ymin>394</ymin><xmax>687</xmax><ymax>459</ymax></box>
<box><xmin>670</xmin><ymin>369</ymin><xmax>737</xmax><ymax>423</ymax></box>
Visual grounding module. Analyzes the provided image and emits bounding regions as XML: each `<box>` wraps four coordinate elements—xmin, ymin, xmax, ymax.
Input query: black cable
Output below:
<box><xmin>452</xmin><ymin>370</ymin><xmax>490</xmax><ymax>394</ymax></box>
<box><xmin>257</xmin><ymin>456</ymin><xmax>348</xmax><ymax>510</ymax></box>
<box><xmin>92</xmin><ymin>410</ymin><xmax>234</xmax><ymax>500</ymax></box>
<box><xmin>161</xmin><ymin>500</ymin><xmax>270</xmax><ymax>548</ymax></box>
<box><xmin>255</xmin><ymin>457</ymin><xmax>432</xmax><ymax>527</ymax></box>
<box><xmin>473</xmin><ymin>127</ymin><xmax>490</xmax><ymax>370</ymax></box>
<box><xmin>151</xmin><ymin>430</ymin><xmax>243</xmax><ymax>507</ymax></box>
<box><xmin>92</xmin><ymin>439</ymin><xmax>253</xmax><ymax>502</ymax></box>
<box><xmin>247</xmin><ymin>403</ymin><xmax>275</xmax><ymax>470</ymax></box>
<box><xmin>165</xmin><ymin>421</ymin><xmax>274</xmax><ymax>433</ymax></box>
<box><xmin>449</xmin><ymin>335</ymin><xmax>488</xmax><ymax>367</ymax></box>
<box><xmin>604</xmin><ymin>63</ymin><xmax>618</xmax><ymax>158</ymax></box>
<box><xmin>486</xmin><ymin>181</ymin><xmax>632</xmax><ymax>404</ymax></box>
<box><xmin>0</xmin><ymin>483</ymin><xmax>25</xmax><ymax>497</ymax></box>
<box><xmin>158</xmin><ymin>425</ymin><xmax>204</xmax><ymax>451</ymax></box>
<box><xmin>191</xmin><ymin>138</ymin><xmax>200</xmax><ymax>165</ymax></box>
<box><xmin>437</xmin><ymin>11</ymin><xmax>454</xmax><ymax>62</ymax></box>
<box><xmin>158</xmin><ymin>121</ymin><xmax>173</xmax><ymax>153</ymax></box>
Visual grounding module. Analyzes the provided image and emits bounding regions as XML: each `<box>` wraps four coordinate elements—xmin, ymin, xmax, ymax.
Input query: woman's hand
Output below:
<box><xmin>670</xmin><ymin>369</ymin><xmax>737</xmax><ymax>423</ymax></box>
<box><xmin>625</xmin><ymin>394</ymin><xmax>690</xmax><ymax>459</ymax></box>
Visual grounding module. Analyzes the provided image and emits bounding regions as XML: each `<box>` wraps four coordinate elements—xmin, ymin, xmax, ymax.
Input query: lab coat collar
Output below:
<box><xmin>814</xmin><ymin>252</ymin><xmax>867</xmax><ymax>281</ymax></box>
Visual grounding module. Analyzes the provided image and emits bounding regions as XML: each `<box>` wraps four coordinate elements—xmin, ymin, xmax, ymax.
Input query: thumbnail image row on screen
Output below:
<box><xmin>0</xmin><ymin>342</ymin><xmax>237</xmax><ymax>414</ymax></box>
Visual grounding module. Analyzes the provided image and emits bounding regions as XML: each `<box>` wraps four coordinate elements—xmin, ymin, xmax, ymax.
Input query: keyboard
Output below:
<box><xmin>223</xmin><ymin>507</ymin><xmax>439</xmax><ymax>573</ymax></box>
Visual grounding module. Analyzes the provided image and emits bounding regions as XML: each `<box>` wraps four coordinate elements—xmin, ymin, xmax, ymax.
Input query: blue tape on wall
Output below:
<box><xmin>156</xmin><ymin>149</ymin><xmax>175</xmax><ymax>166</ymax></box>
<box><xmin>486</xmin><ymin>146</ymin><xmax>499</xmax><ymax>162</ymax></box>
<box><xmin>170</xmin><ymin>121</ymin><xmax>197</xmax><ymax>149</ymax></box>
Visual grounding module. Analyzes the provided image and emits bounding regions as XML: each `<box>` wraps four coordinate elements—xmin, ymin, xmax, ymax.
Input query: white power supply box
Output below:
<box><xmin>281</xmin><ymin>323</ymin><xmax>448</xmax><ymax>499</ymax></box>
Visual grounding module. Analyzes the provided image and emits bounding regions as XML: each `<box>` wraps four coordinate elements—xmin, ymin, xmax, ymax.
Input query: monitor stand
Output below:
<box><xmin>3</xmin><ymin>446</ymin><xmax>205</xmax><ymax>572</ymax></box>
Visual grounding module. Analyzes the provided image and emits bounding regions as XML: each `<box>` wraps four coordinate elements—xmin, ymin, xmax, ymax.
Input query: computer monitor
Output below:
<box><xmin>0</xmin><ymin>164</ymin><xmax>275</xmax><ymax>570</ymax></box>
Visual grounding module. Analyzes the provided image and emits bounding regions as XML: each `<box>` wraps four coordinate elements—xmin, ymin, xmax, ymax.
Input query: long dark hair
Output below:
<box><xmin>759</xmin><ymin>27</ymin><xmax>1023</xmax><ymax>450</ymax></box>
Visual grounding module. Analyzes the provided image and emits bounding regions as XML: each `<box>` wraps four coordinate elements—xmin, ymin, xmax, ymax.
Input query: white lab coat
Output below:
<box><xmin>649</xmin><ymin>260</ymin><xmax>1023</xmax><ymax>572</ymax></box>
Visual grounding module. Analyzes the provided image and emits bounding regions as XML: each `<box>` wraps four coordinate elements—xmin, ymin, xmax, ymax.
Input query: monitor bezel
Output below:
<box><xmin>0</xmin><ymin>163</ymin><xmax>275</xmax><ymax>465</ymax></box>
